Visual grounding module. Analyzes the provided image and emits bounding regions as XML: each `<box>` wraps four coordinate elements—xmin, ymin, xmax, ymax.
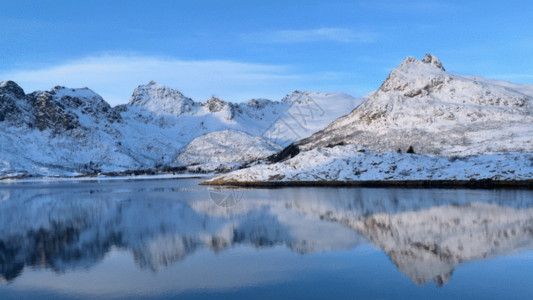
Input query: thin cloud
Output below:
<box><xmin>0</xmin><ymin>55</ymin><xmax>305</xmax><ymax>106</ymax></box>
<box><xmin>251</xmin><ymin>27</ymin><xmax>377</xmax><ymax>43</ymax></box>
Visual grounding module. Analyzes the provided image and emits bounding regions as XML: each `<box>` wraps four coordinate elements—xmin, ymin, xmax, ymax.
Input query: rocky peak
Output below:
<box><xmin>245</xmin><ymin>98</ymin><xmax>274</xmax><ymax>110</ymax></box>
<box><xmin>378</xmin><ymin>54</ymin><xmax>448</xmax><ymax>94</ymax></box>
<box><xmin>203</xmin><ymin>96</ymin><xmax>228</xmax><ymax>112</ymax></box>
<box><xmin>129</xmin><ymin>82</ymin><xmax>196</xmax><ymax>115</ymax></box>
<box><xmin>203</xmin><ymin>96</ymin><xmax>235</xmax><ymax>120</ymax></box>
<box><xmin>0</xmin><ymin>81</ymin><xmax>26</xmax><ymax>123</ymax></box>
<box><xmin>421</xmin><ymin>53</ymin><xmax>445</xmax><ymax>71</ymax></box>
<box><xmin>396</xmin><ymin>54</ymin><xmax>446</xmax><ymax>72</ymax></box>
<box><xmin>0</xmin><ymin>80</ymin><xmax>25</xmax><ymax>98</ymax></box>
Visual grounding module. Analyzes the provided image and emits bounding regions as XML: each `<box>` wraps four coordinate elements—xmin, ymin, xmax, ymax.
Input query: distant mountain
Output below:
<box><xmin>176</xmin><ymin>129</ymin><xmax>282</xmax><ymax>172</ymax></box>
<box><xmin>0</xmin><ymin>80</ymin><xmax>361</xmax><ymax>177</ymax></box>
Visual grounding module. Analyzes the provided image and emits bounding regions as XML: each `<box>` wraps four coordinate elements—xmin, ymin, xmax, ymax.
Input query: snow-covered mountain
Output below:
<box><xmin>299</xmin><ymin>54</ymin><xmax>533</xmax><ymax>156</ymax></box>
<box><xmin>0</xmin><ymin>80</ymin><xmax>361</xmax><ymax>178</ymax></box>
<box><xmin>206</xmin><ymin>54</ymin><xmax>533</xmax><ymax>185</ymax></box>
<box><xmin>0</xmin><ymin>81</ymin><xmax>138</xmax><ymax>176</ymax></box>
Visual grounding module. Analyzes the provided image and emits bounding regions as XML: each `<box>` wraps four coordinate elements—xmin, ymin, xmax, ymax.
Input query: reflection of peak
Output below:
<box><xmin>2</xmin><ymin>184</ymin><xmax>533</xmax><ymax>286</ymax></box>
<box><xmin>353</xmin><ymin>203</ymin><xmax>533</xmax><ymax>285</ymax></box>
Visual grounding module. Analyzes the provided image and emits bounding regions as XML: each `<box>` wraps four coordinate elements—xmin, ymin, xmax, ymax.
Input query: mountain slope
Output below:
<box><xmin>176</xmin><ymin>129</ymin><xmax>282</xmax><ymax>172</ymax></box>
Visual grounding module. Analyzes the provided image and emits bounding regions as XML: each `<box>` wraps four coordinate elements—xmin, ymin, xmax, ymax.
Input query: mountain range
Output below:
<box><xmin>206</xmin><ymin>54</ymin><xmax>533</xmax><ymax>185</ymax></box>
<box><xmin>0</xmin><ymin>80</ymin><xmax>361</xmax><ymax>178</ymax></box>
<box><xmin>2</xmin><ymin>53</ymin><xmax>533</xmax><ymax>181</ymax></box>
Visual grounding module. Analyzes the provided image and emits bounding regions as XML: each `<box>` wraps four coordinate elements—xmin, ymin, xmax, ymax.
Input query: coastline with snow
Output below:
<box><xmin>201</xmin><ymin>144</ymin><xmax>533</xmax><ymax>189</ymax></box>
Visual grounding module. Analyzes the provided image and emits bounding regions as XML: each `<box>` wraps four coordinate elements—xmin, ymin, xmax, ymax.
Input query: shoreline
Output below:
<box><xmin>200</xmin><ymin>179</ymin><xmax>533</xmax><ymax>189</ymax></box>
<box><xmin>0</xmin><ymin>173</ymin><xmax>211</xmax><ymax>184</ymax></box>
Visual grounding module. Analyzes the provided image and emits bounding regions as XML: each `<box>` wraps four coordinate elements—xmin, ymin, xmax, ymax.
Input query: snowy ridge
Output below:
<box><xmin>0</xmin><ymin>81</ymin><xmax>360</xmax><ymax>177</ymax></box>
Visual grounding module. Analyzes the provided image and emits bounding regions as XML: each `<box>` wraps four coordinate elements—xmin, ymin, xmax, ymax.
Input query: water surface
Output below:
<box><xmin>1</xmin><ymin>178</ymin><xmax>532</xmax><ymax>299</ymax></box>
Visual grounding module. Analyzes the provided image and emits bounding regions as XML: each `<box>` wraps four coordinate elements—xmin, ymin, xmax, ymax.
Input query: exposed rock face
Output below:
<box><xmin>245</xmin><ymin>98</ymin><xmax>274</xmax><ymax>110</ymax></box>
<box><xmin>202</xmin><ymin>96</ymin><xmax>235</xmax><ymax>119</ymax></box>
<box><xmin>0</xmin><ymin>81</ymin><xmax>25</xmax><ymax>123</ymax></box>
<box><xmin>31</xmin><ymin>91</ymin><xmax>82</xmax><ymax>132</ymax></box>
<box><xmin>421</xmin><ymin>53</ymin><xmax>445</xmax><ymax>71</ymax></box>
<box><xmin>0</xmin><ymin>80</ymin><xmax>25</xmax><ymax>98</ymax></box>
<box><xmin>0</xmin><ymin>82</ymin><xmax>121</xmax><ymax>133</ymax></box>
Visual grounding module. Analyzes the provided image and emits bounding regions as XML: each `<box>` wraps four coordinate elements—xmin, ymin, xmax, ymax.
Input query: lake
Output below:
<box><xmin>0</xmin><ymin>178</ymin><xmax>532</xmax><ymax>299</ymax></box>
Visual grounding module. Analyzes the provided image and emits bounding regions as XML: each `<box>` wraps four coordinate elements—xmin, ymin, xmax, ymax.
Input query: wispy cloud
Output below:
<box><xmin>0</xmin><ymin>55</ymin><xmax>307</xmax><ymax>106</ymax></box>
<box><xmin>249</xmin><ymin>27</ymin><xmax>377</xmax><ymax>44</ymax></box>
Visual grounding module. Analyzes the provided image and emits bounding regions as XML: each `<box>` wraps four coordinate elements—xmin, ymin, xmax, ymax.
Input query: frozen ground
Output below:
<box><xmin>204</xmin><ymin>144</ymin><xmax>533</xmax><ymax>184</ymax></box>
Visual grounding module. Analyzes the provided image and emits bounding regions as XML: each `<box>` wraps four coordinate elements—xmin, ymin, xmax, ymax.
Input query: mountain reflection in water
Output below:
<box><xmin>1</xmin><ymin>179</ymin><xmax>533</xmax><ymax>288</ymax></box>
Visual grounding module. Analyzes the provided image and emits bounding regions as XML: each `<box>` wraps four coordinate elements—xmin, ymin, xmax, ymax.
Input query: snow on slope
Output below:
<box><xmin>176</xmin><ymin>129</ymin><xmax>282</xmax><ymax>172</ymax></box>
<box><xmin>262</xmin><ymin>91</ymin><xmax>366</xmax><ymax>146</ymax></box>
<box><xmin>204</xmin><ymin>144</ymin><xmax>533</xmax><ymax>184</ymax></box>
<box><xmin>299</xmin><ymin>54</ymin><xmax>533</xmax><ymax>156</ymax></box>
<box><xmin>0</xmin><ymin>80</ymin><xmax>361</xmax><ymax>177</ymax></box>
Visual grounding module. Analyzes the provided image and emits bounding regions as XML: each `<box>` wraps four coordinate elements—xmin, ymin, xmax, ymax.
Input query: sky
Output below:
<box><xmin>1</xmin><ymin>0</ymin><xmax>532</xmax><ymax>106</ymax></box>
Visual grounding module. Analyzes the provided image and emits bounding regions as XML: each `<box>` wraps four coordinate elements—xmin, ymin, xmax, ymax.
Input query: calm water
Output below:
<box><xmin>1</xmin><ymin>178</ymin><xmax>533</xmax><ymax>299</ymax></box>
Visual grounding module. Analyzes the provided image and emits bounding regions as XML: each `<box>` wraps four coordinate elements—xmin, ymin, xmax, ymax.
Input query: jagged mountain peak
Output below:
<box><xmin>397</xmin><ymin>53</ymin><xmax>445</xmax><ymax>71</ymax></box>
<box><xmin>202</xmin><ymin>96</ymin><xmax>235</xmax><ymax>120</ymax></box>
<box><xmin>378</xmin><ymin>54</ymin><xmax>449</xmax><ymax>95</ymax></box>
<box><xmin>205</xmin><ymin>95</ymin><xmax>227</xmax><ymax>105</ymax></box>
<box><xmin>0</xmin><ymin>80</ymin><xmax>25</xmax><ymax>98</ymax></box>
<box><xmin>129</xmin><ymin>82</ymin><xmax>196</xmax><ymax>115</ymax></box>
<box><xmin>421</xmin><ymin>53</ymin><xmax>445</xmax><ymax>71</ymax></box>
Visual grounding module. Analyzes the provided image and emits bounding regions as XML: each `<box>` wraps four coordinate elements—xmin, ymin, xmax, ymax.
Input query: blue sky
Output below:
<box><xmin>1</xmin><ymin>0</ymin><xmax>532</xmax><ymax>105</ymax></box>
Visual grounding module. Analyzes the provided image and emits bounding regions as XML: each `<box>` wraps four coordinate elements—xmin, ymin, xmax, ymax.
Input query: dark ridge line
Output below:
<box><xmin>200</xmin><ymin>179</ymin><xmax>533</xmax><ymax>190</ymax></box>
